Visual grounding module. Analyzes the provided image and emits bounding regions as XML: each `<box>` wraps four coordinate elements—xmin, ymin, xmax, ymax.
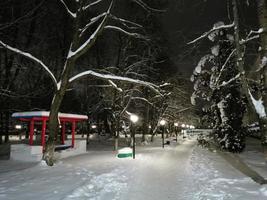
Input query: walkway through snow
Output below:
<box><xmin>0</xmin><ymin>137</ymin><xmax>267</xmax><ymax>200</ymax></box>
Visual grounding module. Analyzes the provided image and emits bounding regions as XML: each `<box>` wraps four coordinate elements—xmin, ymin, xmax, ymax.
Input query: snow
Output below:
<box><xmin>258</xmin><ymin>28</ymin><xmax>264</xmax><ymax>33</ymax></box>
<box><xmin>104</xmin><ymin>26</ymin><xmax>146</xmax><ymax>39</ymax></box>
<box><xmin>69</xmin><ymin>70</ymin><xmax>161</xmax><ymax>95</ymax></box>
<box><xmin>1</xmin><ymin>136</ymin><xmax>267</xmax><ymax>200</ymax></box>
<box><xmin>82</xmin><ymin>0</ymin><xmax>103</xmax><ymax>11</ymax></box>
<box><xmin>0</xmin><ymin>40</ymin><xmax>58</xmax><ymax>89</ymax></box>
<box><xmin>194</xmin><ymin>55</ymin><xmax>214</xmax><ymax>74</ymax></box>
<box><xmin>249</xmin><ymin>90</ymin><xmax>267</xmax><ymax>118</ymax></box>
<box><xmin>12</xmin><ymin>111</ymin><xmax>88</xmax><ymax>120</ymax></box>
<box><xmin>188</xmin><ymin>22</ymin><xmax>234</xmax><ymax>44</ymax></box>
<box><xmin>190</xmin><ymin>92</ymin><xmax>197</xmax><ymax>105</ymax></box>
<box><xmin>59</xmin><ymin>0</ymin><xmax>76</xmax><ymax>18</ymax></box>
<box><xmin>261</xmin><ymin>56</ymin><xmax>267</xmax><ymax>67</ymax></box>
<box><xmin>79</xmin><ymin>12</ymin><xmax>107</xmax><ymax>37</ymax></box>
<box><xmin>211</xmin><ymin>45</ymin><xmax>220</xmax><ymax>56</ymax></box>
<box><xmin>67</xmin><ymin>1</ymin><xmax>113</xmax><ymax>59</ymax></box>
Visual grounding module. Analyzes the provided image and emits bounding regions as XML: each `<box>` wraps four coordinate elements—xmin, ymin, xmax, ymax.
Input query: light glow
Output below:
<box><xmin>15</xmin><ymin>125</ymin><xmax>22</xmax><ymax>130</ymax></box>
<box><xmin>130</xmin><ymin>114</ymin><xmax>139</xmax><ymax>123</ymax></box>
<box><xmin>91</xmin><ymin>125</ymin><xmax>97</xmax><ymax>129</ymax></box>
<box><xmin>160</xmin><ymin>119</ymin><xmax>166</xmax><ymax>126</ymax></box>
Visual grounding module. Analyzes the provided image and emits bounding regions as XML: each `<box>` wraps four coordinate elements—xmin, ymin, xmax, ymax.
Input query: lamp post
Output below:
<box><xmin>181</xmin><ymin>124</ymin><xmax>186</xmax><ymax>138</ymax></box>
<box><xmin>174</xmin><ymin>122</ymin><xmax>178</xmax><ymax>142</ymax></box>
<box><xmin>130</xmin><ymin>114</ymin><xmax>139</xmax><ymax>159</ymax></box>
<box><xmin>160</xmin><ymin>119</ymin><xmax>166</xmax><ymax>148</ymax></box>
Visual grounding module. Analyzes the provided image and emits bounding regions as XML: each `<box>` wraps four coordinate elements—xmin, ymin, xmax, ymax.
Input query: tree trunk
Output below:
<box><xmin>114</xmin><ymin>117</ymin><xmax>120</xmax><ymax>151</ymax></box>
<box><xmin>257</xmin><ymin>0</ymin><xmax>267</xmax><ymax>147</ymax></box>
<box><xmin>43</xmin><ymin>59</ymin><xmax>75</xmax><ymax>166</ymax></box>
<box><xmin>233</xmin><ymin>0</ymin><xmax>267</xmax><ymax>154</ymax></box>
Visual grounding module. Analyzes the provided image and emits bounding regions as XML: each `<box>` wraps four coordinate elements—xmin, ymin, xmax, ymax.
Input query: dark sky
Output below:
<box><xmin>157</xmin><ymin>0</ymin><xmax>257</xmax><ymax>75</ymax></box>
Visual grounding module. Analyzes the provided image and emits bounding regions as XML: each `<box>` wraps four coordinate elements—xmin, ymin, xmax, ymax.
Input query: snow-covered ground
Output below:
<box><xmin>0</xmin><ymin>136</ymin><xmax>267</xmax><ymax>200</ymax></box>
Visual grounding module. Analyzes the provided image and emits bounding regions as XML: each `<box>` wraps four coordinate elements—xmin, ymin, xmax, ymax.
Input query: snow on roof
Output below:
<box><xmin>12</xmin><ymin>111</ymin><xmax>88</xmax><ymax>120</ymax></box>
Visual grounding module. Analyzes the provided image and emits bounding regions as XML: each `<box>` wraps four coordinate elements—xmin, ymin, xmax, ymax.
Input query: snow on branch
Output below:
<box><xmin>125</xmin><ymin>71</ymin><xmax>148</xmax><ymax>79</ymax></box>
<box><xmin>217</xmin><ymin>73</ymin><xmax>241</xmax><ymax>89</ymax></box>
<box><xmin>240</xmin><ymin>35</ymin><xmax>259</xmax><ymax>45</ymax></box>
<box><xmin>68</xmin><ymin>70</ymin><xmax>162</xmax><ymax>95</ymax></box>
<box><xmin>67</xmin><ymin>0</ymin><xmax>113</xmax><ymax>59</ymax></box>
<box><xmin>125</xmin><ymin>59</ymin><xmax>149</xmax><ymax>72</ymax></box>
<box><xmin>108</xmin><ymin>80</ymin><xmax>123</xmax><ymax>92</ymax></box>
<box><xmin>104</xmin><ymin>26</ymin><xmax>149</xmax><ymax>40</ymax></box>
<box><xmin>248</xmin><ymin>90</ymin><xmax>266</xmax><ymax>118</ymax></box>
<box><xmin>239</xmin><ymin>28</ymin><xmax>263</xmax><ymax>45</ymax></box>
<box><xmin>0</xmin><ymin>40</ymin><xmax>58</xmax><ymax>89</ymax></box>
<box><xmin>188</xmin><ymin>22</ymin><xmax>235</xmax><ymax>44</ymax></box>
<box><xmin>248</xmin><ymin>28</ymin><xmax>264</xmax><ymax>38</ymax></box>
<box><xmin>59</xmin><ymin>0</ymin><xmax>76</xmax><ymax>18</ymax></box>
<box><xmin>83</xmin><ymin>0</ymin><xmax>103</xmax><ymax>11</ymax></box>
<box><xmin>214</xmin><ymin>49</ymin><xmax>236</xmax><ymax>85</ymax></box>
<box><xmin>79</xmin><ymin>12</ymin><xmax>107</xmax><ymax>37</ymax></box>
<box><xmin>110</xmin><ymin>14</ymin><xmax>143</xmax><ymax>29</ymax></box>
<box><xmin>132</xmin><ymin>0</ymin><xmax>166</xmax><ymax>13</ymax></box>
<box><xmin>125</xmin><ymin>88</ymin><xmax>143</xmax><ymax>94</ymax></box>
<box><xmin>159</xmin><ymin>83</ymin><xmax>171</xmax><ymax>87</ymax></box>
<box><xmin>125</xmin><ymin>95</ymin><xmax>153</xmax><ymax>106</ymax></box>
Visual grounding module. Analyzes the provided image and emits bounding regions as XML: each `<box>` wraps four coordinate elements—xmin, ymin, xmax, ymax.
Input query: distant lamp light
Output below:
<box><xmin>15</xmin><ymin>125</ymin><xmax>22</xmax><ymax>130</ymax></box>
<box><xmin>174</xmin><ymin>123</ymin><xmax>178</xmax><ymax>127</ymax></box>
<box><xmin>186</xmin><ymin>125</ymin><xmax>190</xmax><ymax>128</ymax></box>
<box><xmin>148</xmin><ymin>125</ymin><xmax>152</xmax><ymax>129</ymax></box>
<box><xmin>159</xmin><ymin>119</ymin><xmax>166</xmax><ymax>126</ymax></box>
<box><xmin>130</xmin><ymin>114</ymin><xmax>139</xmax><ymax>123</ymax></box>
<box><xmin>181</xmin><ymin>124</ymin><xmax>185</xmax><ymax>128</ymax></box>
<box><xmin>91</xmin><ymin>125</ymin><xmax>97</xmax><ymax>129</ymax></box>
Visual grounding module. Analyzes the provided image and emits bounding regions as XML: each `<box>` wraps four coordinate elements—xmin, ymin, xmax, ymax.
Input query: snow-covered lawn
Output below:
<box><xmin>0</xmin><ymin>136</ymin><xmax>267</xmax><ymax>200</ymax></box>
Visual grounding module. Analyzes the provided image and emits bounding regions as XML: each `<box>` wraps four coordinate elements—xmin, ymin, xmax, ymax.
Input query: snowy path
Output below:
<box><xmin>1</xmin><ymin>137</ymin><xmax>267</xmax><ymax>200</ymax></box>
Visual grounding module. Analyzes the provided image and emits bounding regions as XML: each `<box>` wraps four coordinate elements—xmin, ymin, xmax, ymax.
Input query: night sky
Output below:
<box><xmin>158</xmin><ymin>0</ymin><xmax>257</xmax><ymax>75</ymax></box>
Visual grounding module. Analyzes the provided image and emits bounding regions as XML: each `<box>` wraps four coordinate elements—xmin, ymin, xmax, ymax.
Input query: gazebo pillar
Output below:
<box><xmin>41</xmin><ymin>119</ymin><xmax>47</xmax><ymax>152</ymax></box>
<box><xmin>71</xmin><ymin>121</ymin><xmax>76</xmax><ymax>148</ymax></box>
<box><xmin>61</xmin><ymin>121</ymin><xmax>66</xmax><ymax>145</ymax></box>
<box><xmin>29</xmin><ymin>119</ymin><xmax>34</xmax><ymax>145</ymax></box>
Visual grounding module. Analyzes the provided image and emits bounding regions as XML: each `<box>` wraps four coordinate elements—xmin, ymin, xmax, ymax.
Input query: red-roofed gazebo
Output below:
<box><xmin>12</xmin><ymin>111</ymin><xmax>88</xmax><ymax>151</ymax></box>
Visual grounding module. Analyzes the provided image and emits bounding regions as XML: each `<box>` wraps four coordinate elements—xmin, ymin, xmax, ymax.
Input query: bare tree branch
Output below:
<box><xmin>67</xmin><ymin>1</ymin><xmax>113</xmax><ymax>59</ymax></box>
<box><xmin>188</xmin><ymin>22</ymin><xmax>235</xmax><ymax>44</ymax></box>
<box><xmin>0</xmin><ymin>40</ymin><xmax>58</xmax><ymax>89</ymax></box>
<box><xmin>104</xmin><ymin>25</ymin><xmax>149</xmax><ymax>40</ymax></box>
<box><xmin>59</xmin><ymin>0</ymin><xmax>76</xmax><ymax>18</ymax></box>
<box><xmin>79</xmin><ymin>12</ymin><xmax>107</xmax><ymax>37</ymax></box>
<box><xmin>132</xmin><ymin>0</ymin><xmax>166</xmax><ymax>13</ymax></box>
<box><xmin>83</xmin><ymin>0</ymin><xmax>103</xmax><ymax>11</ymax></box>
<box><xmin>110</xmin><ymin>14</ymin><xmax>143</xmax><ymax>29</ymax></box>
<box><xmin>68</xmin><ymin>70</ymin><xmax>161</xmax><ymax>95</ymax></box>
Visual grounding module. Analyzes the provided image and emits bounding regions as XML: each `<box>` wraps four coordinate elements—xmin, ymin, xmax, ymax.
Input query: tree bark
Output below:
<box><xmin>257</xmin><ymin>0</ymin><xmax>267</xmax><ymax>147</ymax></box>
<box><xmin>43</xmin><ymin>56</ymin><xmax>76</xmax><ymax>165</ymax></box>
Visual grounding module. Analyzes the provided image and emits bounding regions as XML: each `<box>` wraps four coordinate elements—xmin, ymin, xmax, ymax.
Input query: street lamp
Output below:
<box><xmin>130</xmin><ymin>114</ymin><xmax>139</xmax><ymax>159</ymax></box>
<box><xmin>91</xmin><ymin>125</ymin><xmax>97</xmax><ymax>129</ymax></box>
<box><xmin>181</xmin><ymin>124</ymin><xmax>186</xmax><ymax>138</ymax></box>
<box><xmin>15</xmin><ymin>125</ymin><xmax>22</xmax><ymax>130</ymax></box>
<box><xmin>160</xmin><ymin>119</ymin><xmax>166</xmax><ymax>148</ymax></box>
<box><xmin>174</xmin><ymin>122</ymin><xmax>178</xmax><ymax>142</ymax></box>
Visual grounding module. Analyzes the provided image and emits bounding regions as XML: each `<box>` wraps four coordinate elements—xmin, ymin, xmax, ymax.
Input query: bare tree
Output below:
<box><xmin>0</xmin><ymin>0</ymin><xmax>163</xmax><ymax>165</ymax></box>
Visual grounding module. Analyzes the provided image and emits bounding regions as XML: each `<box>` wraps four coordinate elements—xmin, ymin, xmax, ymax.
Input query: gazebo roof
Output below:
<box><xmin>12</xmin><ymin>111</ymin><xmax>88</xmax><ymax>121</ymax></box>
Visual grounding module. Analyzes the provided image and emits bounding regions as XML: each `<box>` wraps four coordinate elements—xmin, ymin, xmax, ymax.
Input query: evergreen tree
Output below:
<box><xmin>191</xmin><ymin>22</ymin><xmax>246</xmax><ymax>152</ymax></box>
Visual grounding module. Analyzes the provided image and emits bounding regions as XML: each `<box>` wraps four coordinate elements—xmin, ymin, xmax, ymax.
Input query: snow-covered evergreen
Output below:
<box><xmin>191</xmin><ymin>22</ymin><xmax>246</xmax><ymax>152</ymax></box>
